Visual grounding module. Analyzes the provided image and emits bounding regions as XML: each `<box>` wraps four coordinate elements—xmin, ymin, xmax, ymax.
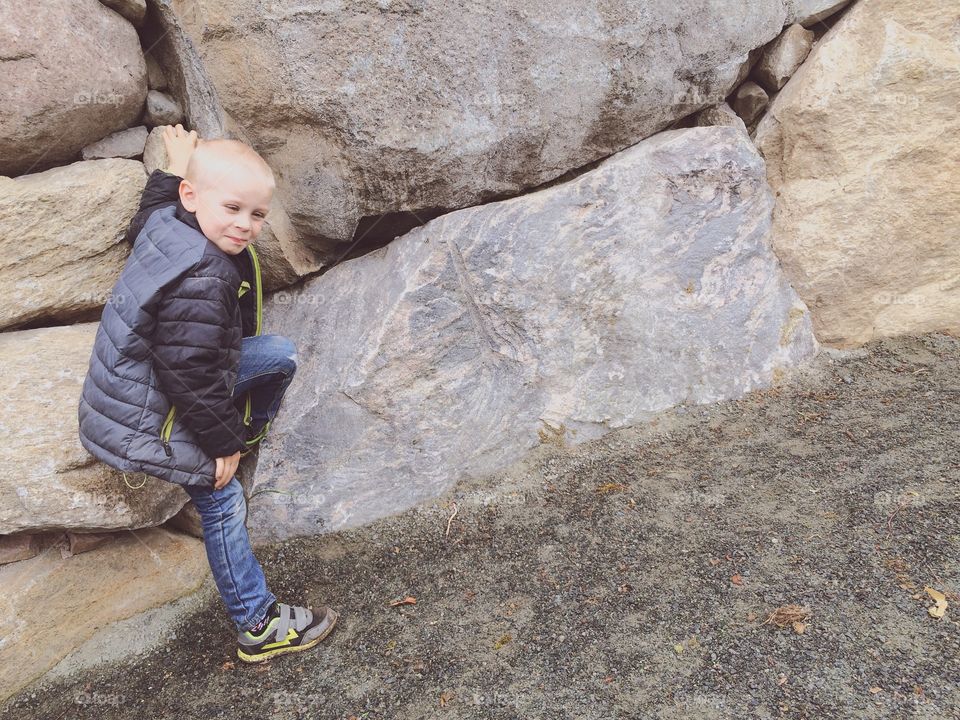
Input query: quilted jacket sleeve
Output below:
<box><xmin>124</xmin><ymin>170</ymin><xmax>183</xmax><ymax>246</ymax></box>
<box><xmin>152</xmin><ymin>272</ymin><xmax>248</xmax><ymax>459</ymax></box>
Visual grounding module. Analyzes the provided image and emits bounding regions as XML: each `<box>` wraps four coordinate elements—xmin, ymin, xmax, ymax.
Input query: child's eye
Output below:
<box><xmin>226</xmin><ymin>205</ymin><xmax>239</xmax><ymax>211</ymax></box>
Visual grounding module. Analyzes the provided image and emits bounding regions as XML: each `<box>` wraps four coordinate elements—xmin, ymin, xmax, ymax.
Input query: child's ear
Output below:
<box><xmin>179</xmin><ymin>179</ymin><xmax>198</xmax><ymax>212</ymax></box>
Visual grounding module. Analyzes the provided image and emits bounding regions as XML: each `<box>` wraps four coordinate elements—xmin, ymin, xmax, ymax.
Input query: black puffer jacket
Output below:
<box><xmin>77</xmin><ymin>170</ymin><xmax>264</xmax><ymax>488</ymax></box>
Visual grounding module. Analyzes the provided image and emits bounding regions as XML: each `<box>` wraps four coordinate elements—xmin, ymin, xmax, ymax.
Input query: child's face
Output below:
<box><xmin>179</xmin><ymin>170</ymin><xmax>273</xmax><ymax>256</ymax></box>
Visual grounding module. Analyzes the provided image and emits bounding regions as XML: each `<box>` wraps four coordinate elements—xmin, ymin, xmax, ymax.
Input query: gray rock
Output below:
<box><xmin>246</xmin><ymin>126</ymin><xmax>818</xmax><ymax>544</ymax></box>
<box><xmin>694</xmin><ymin>103</ymin><xmax>748</xmax><ymax>134</ymax></box>
<box><xmin>0</xmin><ymin>324</ymin><xmax>190</xmax><ymax>534</ymax></box>
<box><xmin>753</xmin><ymin>23</ymin><xmax>816</xmax><ymax>93</ymax></box>
<box><xmin>0</xmin><ymin>159</ymin><xmax>146</xmax><ymax>330</ymax></box>
<box><xmin>0</xmin><ymin>0</ymin><xmax>146</xmax><ymax>176</ymax></box>
<box><xmin>143</xmin><ymin>90</ymin><xmax>184</xmax><ymax>127</ymax></box>
<box><xmin>787</xmin><ymin>0</ymin><xmax>851</xmax><ymax>27</ymax></box>
<box><xmin>145</xmin><ymin>52</ymin><xmax>170</xmax><ymax>91</ymax></box>
<box><xmin>731</xmin><ymin>81</ymin><xmax>770</xmax><ymax>125</ymax></box>
<box><xmin>80</xmin><ymin>126</ymin><xmax>148</xmax><ymax>160</ymax></box>
<box><xmin>98</xmin><ymin>0</ymin><xmax>146</xmax><ymax>26</ymax></box>
<box><xmin>151</xmin><ymin>0</ymin><xmax>795</xmax><ymax>251</ymax></box>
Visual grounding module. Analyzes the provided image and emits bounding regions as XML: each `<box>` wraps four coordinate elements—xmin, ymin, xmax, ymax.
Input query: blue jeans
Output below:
<box><xmin>182</xmin><ymin>334</ymin><xmax>298</xmax><ymax>632</ymax></box>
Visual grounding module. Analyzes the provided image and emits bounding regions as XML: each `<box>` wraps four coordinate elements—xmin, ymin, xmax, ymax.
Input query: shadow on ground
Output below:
<box><xmin>3</xmin><ymin>333</ymin><xmax>959</xmax><ymax>720</ymax></box>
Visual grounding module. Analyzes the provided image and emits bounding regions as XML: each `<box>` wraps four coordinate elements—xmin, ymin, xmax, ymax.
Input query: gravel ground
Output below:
<box><xmin>4</xmin><ymin>332</ymin><xmax>959</xmax><ymax>720</ymax></box>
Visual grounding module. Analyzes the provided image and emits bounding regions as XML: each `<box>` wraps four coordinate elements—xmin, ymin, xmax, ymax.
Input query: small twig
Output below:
<box><xmin>886</xmin><ymin>497</ymin><xmax>914</xmax><ymax>534</ymax></box>
<box><xmin>445</xmin><ymin>502</ymin><xmax>459</xmax><ymax>537</ymax></box>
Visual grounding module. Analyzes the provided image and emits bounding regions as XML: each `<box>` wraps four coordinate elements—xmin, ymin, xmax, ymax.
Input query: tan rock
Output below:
<box><xmin>753</xmin><ymin>23</ymin><xmax>816</xmax><ymax>93</ymax></box>
<box><xmin>0</xmin><ymin>0</ymin><xmax>147</xmax><ymax>176</ymax></box>
<box><xmin>695</xmin><ymin>103</ymin><xmax>748</xmax><ymax>133</ymax></box>
<box><xmin>0</xmin><ymin>159</ymin><xmax>145</xmax><ymax>330</ymax></box>
<box><xmin>0</xmin><ymin>324</ymin><xmax>190</xmax><ymax>534</ymax></box>
<box><xmin>755</xmin><ymin>0</ymin><xmax>960</xmax><ymax>347</ymax></box>
<box><xmin>0</xmin><ymin>527</ymin><xmax>206</xmax><ymax>702</ymax></box>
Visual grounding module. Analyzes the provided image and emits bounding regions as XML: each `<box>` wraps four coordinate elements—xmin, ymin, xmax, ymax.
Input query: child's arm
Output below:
<box><xmin>123</xmin><ymin>125</ymin><xmax>199</xmax><ymax>245</ymax></box>
<box><xmin>151</xmin><ymin>274</ymin><xmax>249</xmax><ymax>465</ymax></box>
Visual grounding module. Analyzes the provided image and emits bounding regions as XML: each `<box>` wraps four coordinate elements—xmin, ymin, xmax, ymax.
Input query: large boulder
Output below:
<box><xmin>0</xmin><ymin>159</ymin><xmax>146</xmax><ymax>330</ymax></box>
<box><xmin>0</xmin><ymin>0</ymin><xmax>147</xmax><ymax>176</ymax></box>
<box><xmin>0</xmin><ymin>324</ymin><xmax>189</xmax><ymax>534</ymax></box>
<box><xmin>152</xmin><ymin>0</ymin><xmax>797</xmax><ymax>253</ymax></box>
<box><xmin>786</xmin><ymin>0</ymin><xmax>851</xmax><ymax>27</ymax></box>
<box><xmin>245</xmin><ymin>126</ymin><xmax>819</xmax><ymax>544</ymax></box>
<box><xmin>754</xmin><ymin>0</ymin><xmax>960</xmax><ymax>347</ymax></box>
<box><xmin>0</xmin><ymin>528</ymin><xmax>206</xmax><ymax>703</ymax></box>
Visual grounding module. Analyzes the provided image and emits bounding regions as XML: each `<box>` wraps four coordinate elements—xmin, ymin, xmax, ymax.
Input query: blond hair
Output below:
<box><xmin>184</xmin><ymin>138</ymin><xmax>276</xmax><ymax>193</ymax></box>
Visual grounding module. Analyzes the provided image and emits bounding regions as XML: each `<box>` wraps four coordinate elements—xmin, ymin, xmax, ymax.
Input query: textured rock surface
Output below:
<box><xmin>695</xmin><ymin>103</ymin><xmax>747</xmax><ymax>133</ymax></box>
<box><xmin>80</xmin><ymin>126</ymin><xmax>148</xmax><ymax>160</ymax></box>
<box><xmin>143</xmin><ymin>90</ymin><xmax>184</xmax><ymax>126</ymax></box>
<box><xmin>753</xmin><ymin>23</ymin><xmax>816</xmax><ymax>93</ymax></box>
<box><xmin>0</xmin><ymin>533</ymin><xmax>41</xmax><ymax>565</ymax></box>
<box><xmin>0</xmin><ymin>527</ymin><xmax>206</xmax><ymax>702</ymax></box>
<box><xmin>158</xmin><ymin>0</ymin><xmax>795</xmax><ymax>251</ymax></box>
<box><xmin>0</xmin><ymin>324</ymin><xmax>189</xmax><ymax>534</ymax></box>
<box><xmin>0</xmin><ymin>0</ymin><xmax>147</xmax><ymax>176</ymax></box>
<box><xmin>246</xmin><ymin>126</ymin><xmax>818</xmax><ymax>544</ymax></box>
<box><xmin>731</xmin><ymin>81</ymin><xmax>770</xmax><ymax>125</ymax></box>
<box><xmin>787</xmin><ymin>0</ymin><xmax>851</xmax><ymax>27</ymax></box>
<box><xmin>755</xmin><ymin>0</ymin><xmax>960</xmax><ymax>347</ymax></box>
<box><xmin>0</xmin><ymin>159</ymin><xmax>145</xmax><ymax>330</ymax></box>
<box><xmin>98</xmin><ymin>0</ymin><xmax>146</xmax><ymax>26</ymax></box>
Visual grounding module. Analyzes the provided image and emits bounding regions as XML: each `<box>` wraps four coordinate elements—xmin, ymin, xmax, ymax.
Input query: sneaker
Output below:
<box><xmin>236</xmin><ymin>601</ymin><xmax>339</xmax><ymax>663</ymax></box>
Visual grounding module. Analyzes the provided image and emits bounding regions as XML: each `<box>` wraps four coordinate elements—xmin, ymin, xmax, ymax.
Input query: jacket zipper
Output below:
<box><xmin>158</xmin><ymin>247</ymin><xmax>263</xmax><ymax>462</ymax></box>
<box><xmin>242</xmin><ymin>244</ymin><xmax>264</xmax><ymax>443</ymax></box>
<box><xmin>160</xmin><ymin>405</ymin><xmax>176</xmax><ymax>456</ymax></box>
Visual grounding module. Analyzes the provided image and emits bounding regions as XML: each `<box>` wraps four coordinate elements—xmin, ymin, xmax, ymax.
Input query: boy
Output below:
<box><xmin>77</xmin><ymin>124</ymin><xmax>338</xmax><ymax>663</ymax></box>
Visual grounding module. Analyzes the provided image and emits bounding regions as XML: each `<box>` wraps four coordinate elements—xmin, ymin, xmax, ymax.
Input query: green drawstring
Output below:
<box><xmin>123</xmin><ymin>472</ymin><xmax>148</xmax><ymax>489</ymax></box>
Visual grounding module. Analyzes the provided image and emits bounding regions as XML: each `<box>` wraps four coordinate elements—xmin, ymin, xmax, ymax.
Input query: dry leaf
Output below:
<box><xmin>730</xmin><ymin>574</ymin><xmax>744</xmax><ymax>586</ymax></box>
<box><xmin>924</xmin><ymin>586</ymin><xmax>948</xmax><ymax>618</ymax></box>
<box><xmin>709</xmin><ymin>557</ymin><xmax>721</xmax><ymax>566</ymax></box>
<box><xmin>596</xmin><ymin>482</ymin><xmax>628</xmax><ymax>494</ymax></box>
<box><xmin>389</xmin><ymin>595</ymin><xmax>417</xmax><ymax>607</ymax></box>
<box><xmin>221</xmin><ymin>661</ymin><xmax>235</xmax><ymax>671</ymax></box>
<box><xmin>792</xmin><ymin>621</ymin><xmax>807</xmax><ymax>634</ymax></box>
<box><xmin>673</xmin><ymin>643</ymin><xmax>684</xmax><ymax>654</ymax></box>
<box><xmin>494</xmin><ymin>633</ymin><xmax>512</xmax><ymax>649</ymax></box>
<box><xmin>764</xmin><ymin>605</ymin><xmax>811</xmax><ymax>628</ymax></box>
<box><xmin>439</xmin><ymin>691</ymin><xmax>455</xmax><ymax>707</ymax></box>
<box><xmin>869</xmin><ymin>687</ymin><xmax>883</xmax><ymax>694</ymax></box>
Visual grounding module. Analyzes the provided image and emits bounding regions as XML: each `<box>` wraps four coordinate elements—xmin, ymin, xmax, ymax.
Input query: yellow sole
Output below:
<box><xmin>237</xmin><ymin>609</ymin><xmax>338</xmax><ymax>663</ymax></box>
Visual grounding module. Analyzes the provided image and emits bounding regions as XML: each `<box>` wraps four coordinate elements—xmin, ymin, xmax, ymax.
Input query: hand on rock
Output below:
<box><xmin>162</xmin><ymin>124</ymin><xmax>199</xmax><ymax>178</ymax></box>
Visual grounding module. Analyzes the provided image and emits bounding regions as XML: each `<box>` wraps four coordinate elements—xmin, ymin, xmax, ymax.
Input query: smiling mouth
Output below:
<box><xmin>227</xmin><ymin>236</ymin><xmax>247</xmax><ymax>244</ymax></box>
